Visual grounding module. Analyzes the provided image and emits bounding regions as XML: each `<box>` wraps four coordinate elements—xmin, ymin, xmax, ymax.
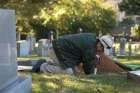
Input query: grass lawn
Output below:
<box><xmin>18</xmin><ymin>51</ymin><xmax>140</xmax><ymax>93</ymax></box>
<box><xmin>116</xmin><ymin>51</ymin><xmax>140</xmax><ymax>65</ymax></box>
<box><xmin>17</xmin><ymin>44</ymin><xmax>140</xmax><ymax>93</ymax></box>
<box><xmin>19</xmin><ymin>72</ymin><xmax>140</xmax><ymax>93</ymax></box>
<box><xmin>17</xmin><ymin>55</ymin><xmax>49</xmax><ymax>61</ymax></box>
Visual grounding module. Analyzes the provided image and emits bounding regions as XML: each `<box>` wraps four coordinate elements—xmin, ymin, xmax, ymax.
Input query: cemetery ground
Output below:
<box><xmin>18</xmin><ymin>51</ymin><xmax>140</xmax><ymax>93</ymax></box>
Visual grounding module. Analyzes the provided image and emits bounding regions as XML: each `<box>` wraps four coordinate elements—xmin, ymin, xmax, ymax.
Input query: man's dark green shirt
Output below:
<box><xmin>52</xmin><ymin>33</ymin><xmax>96</xmax><ymax>74</ymax></box>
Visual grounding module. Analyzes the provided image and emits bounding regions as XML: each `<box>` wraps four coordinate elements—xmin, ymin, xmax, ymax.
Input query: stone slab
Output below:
<box><xmin>18</xmin><ymin>61</ymin><xmax>37</xmax><ymax>66</ymax></box>
<box><xmin>18</xmin><ymin>60</ymin><xmax>37</xmax><ymax>71</ymax></box>
<box><xmin>18</xmin><ymin>66</ymin><xmax>32</xmax><ymax>71</ymax></box>
<box><xmin>0</xmin><ymin>76</ymin><xmax>32</xmax><ymax>93</ymax></box>
<box><xmin>0</xmin><ymin>9</ymin><xmax>17</xmax><ymax>89</ymax></box>
<box><xmin>0</xmin><ymin>9</ymin><xmax>32</xmax><ymax>93</ymax></box>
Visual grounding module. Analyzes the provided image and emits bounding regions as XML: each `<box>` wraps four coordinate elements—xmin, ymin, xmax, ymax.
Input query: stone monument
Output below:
<box><xmin>119</xmin><ymin>37</ymin><xmax>126</xmax><ymax>56</ymax></box>
<box><xmin>0</xmin><ymin>9</ymin><xmax>31</xmax><ymax>93</ymax></box>
<box><xmin>19</xmin><ymin>40</ymin><xmax>30</xmax><ymax>56</ymax></box>
<box><xmin>128</xmin><ymin>40</ymin><xmax>132</xmax><ymax>58</ymax></box>
<box><xmin>27</xmin><ymin>35</ymin><xmax>36</xmax><ymax>54</ymax></box>
<box><xmin>37</xmin><ymin>39</ymin><xmax>51</xmax><ymax>56</ymax></box>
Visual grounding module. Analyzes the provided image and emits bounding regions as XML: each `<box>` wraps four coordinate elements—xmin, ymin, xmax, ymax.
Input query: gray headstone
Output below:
<box><xmin>0</xmin><ymin>9</ymin><xmax>17</xmax><ymax>90</ymax></box>
<box><xmin>19</xmin><ymin>40</ymin><xmax>30</xmax><ymax>56</ymax></box>
<box><xmin>120</xmin><ymin>37</ymin><xmax>126</xmax><ymax>55</ymax></box>
<box><xmin>0</xmin><ymin>9</ymin><xmax>31</xmax><ymax>93</ymax></box>
<box><xmin>112</xmin><ymin>46</ymin><xmax>116</xmax><ymax>56</ymax></box>
<box><xmin>37</xmin><ymin>39</ymin><xmax>51</xmax><ymax>56</ymax></box>
<box><xmin>128</xmin><ymin>41</ymin><xmax>132</xmax><ymax>57</ymax></box>
<box><xmin>27</xmin><ymin>35</ymin><xmax>36</xmax><ymax>54</ymax></box>
<box><xmin>50</xmin><ymin>31</ymin><xmax>54</xmax><ymax>42</ymax></box>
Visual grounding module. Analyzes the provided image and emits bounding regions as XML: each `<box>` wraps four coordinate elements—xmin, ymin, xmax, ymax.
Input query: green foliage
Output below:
<box><xmin>117</xmin><ymin>17</ymin><xmax>134</xmax><ymax>33</ymax></box>
<box><xmin>131</xmin><ymin>24</ymin><xmax>140</xmax><ymax>38</ymax></box>
<box><xmin>120</xmin><ymin>17</ymin><xmax>134</xmax><ymax>26</ymax></box>
<box><xmin>30</xmin><ymin>20</ymin><xmax>49</xmax><ymax>40</ymax></box>
<box><xmin>119</xmin><ymin>0</ymin><xmax>140</xmax><ymax>15</ymax></box>
<box><xmin>0</xmin><ymin>0</ymin><xmax>116</xmax><ymax>38</ymax></box>
<box><xmin>34</xmin><ymin>0</ymin><xmax>116</xmax><ymax>35</ymax></box>
<box><xmin>18</xmin><ymin>51</ymin><xmax>140</xmax><ymax>93</ymax></box>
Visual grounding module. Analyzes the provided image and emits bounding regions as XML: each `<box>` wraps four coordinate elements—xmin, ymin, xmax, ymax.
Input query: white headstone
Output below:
<box><xmin>0</xmin><ymin>9</ymin><xmax>31</xmax><ymax>93</ymax></box>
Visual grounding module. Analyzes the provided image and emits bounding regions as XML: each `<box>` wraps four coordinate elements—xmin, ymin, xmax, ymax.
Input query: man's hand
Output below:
<box><xmin>74</xmin><ymin>63</ymin><xmax>85</xmax><ymax>76</ymax></box>
<box><xmin>96</xmin><ymin>54</ymin><xmax>100</xmax><ymax>59</ymax></box>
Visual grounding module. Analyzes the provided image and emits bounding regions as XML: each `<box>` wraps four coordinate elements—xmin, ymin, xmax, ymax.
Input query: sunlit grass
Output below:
<box><xmin>116</xmin><ymin>51</ymin><xmax>140</xmax><ymax>65</ymax></box>
<box><xmin>19</xmin><ymin>72</ymin><xmax>140</xmax><ymax>93</ymax></box>
<box><xmin>17</xmin><ymin>55</ymin><xmax>49</xmax><ymax>61</ymax></box>
<box><xmin>18</xmin><ymin>48</ymin><xmax>140</xmax><ymax>93</ymax></box>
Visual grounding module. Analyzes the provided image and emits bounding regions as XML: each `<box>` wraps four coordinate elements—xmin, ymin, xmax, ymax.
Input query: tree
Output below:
<box><xmin>0</xmin><ymin>0</ymin><xmax>116</xmax><ymax>39</ymax></box>
<box><xmin>119</xmin><ymin>0</ymin><xmax>140</xmax><ymax>15</ymax></box>
<box><xmin>33</xmin><ymin>0</ymin><xmax>116</xmax><ymax>35</ymax></box>
<box><xmin>118</xmin><ymin>17</ymin><xmax>134</xmax><ymax>33</ymax></box>
<box><xmin>0</xmin><ymin>0</ymin><xmax>45</xmax><ymax>35</ymax></box>
<box><xmin>131</xmin><ymin>24</ymin><xmax>140</xmax><ymax>39</ymax></box>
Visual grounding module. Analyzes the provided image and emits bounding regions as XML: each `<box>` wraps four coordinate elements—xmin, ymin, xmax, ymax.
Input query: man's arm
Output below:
<box><xmin>83</xmin><ymin>59</ymin><xmax>94</xmax><ymax>74</ymax></box>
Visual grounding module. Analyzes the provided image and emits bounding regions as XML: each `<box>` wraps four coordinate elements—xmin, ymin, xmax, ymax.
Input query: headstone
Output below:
<box><xmin>104</xmin><ymin>48</ymin><xmax>114</xmax><ymax>58</ymax></box>
<box><xmin>56</xmin><ymin>30</ymin><xmax>59</xmax><ymax>39</ymax></box>
<box><xmin>128</xmin><ymin>41</ymin><xmax>132</xmax><ymax>58</ymax></box>
<box><xmin>27</xmin><ymin>35</ymin><xmax>36</xmax><ymax>54</ymax></box>
<box><xmin>19</xmin><ymin>40</ymin><xmax>30</xmax><ymax>56</ymax></box>
<box><xmin>37</xmin><ymin>39</ymin><xmax>51</xmax><ymax>56</ymax></box>
<box><xmin>119</xmin><ymin>37</ymin><xmax>126</xmax><ymax>56</ymax></box>
<box><xmin>0</xmin><ymin>9</ymin><xmax>31</xmax><ymax>93</ymax></box>
<box><xmin>112</xmin><ymin>46</ymin><xmax>116</xmax><ymax>56</ymax></box>
<box><xmin>50</xmin><ymin>31</ymin><xmax>54</xmax><ymax>43</ymax></box>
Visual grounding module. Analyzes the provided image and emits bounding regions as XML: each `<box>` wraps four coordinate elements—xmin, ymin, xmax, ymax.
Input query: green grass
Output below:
<box><xmin>19</xmin><ymin>51</ymin><xmax>140</xmax><ymax>93</ymax></box>
<box><xmin>116</xmin><ymin>51</ymin><xmax>140</xmax><ymax>65</ymax></box>
<box><xmin>18</xmin><ymin>44</ymin><xmax>140</xmax><ymax>93</ymax></box>
<box><xmin>19</xmin><ymin>72</ymin><xmax>140</xmax><ymax>93</ymax></box>
<box><xmin>17</xmin><ymin>55</ymin><xmax>49</xmax><ymax>61</ymax></box>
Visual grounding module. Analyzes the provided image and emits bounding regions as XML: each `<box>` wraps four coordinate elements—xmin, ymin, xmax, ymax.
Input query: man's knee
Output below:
<box><xmin>40</xmin><ymin>63</ymin><xmax>49</xmax><ymax>73</ymax></box>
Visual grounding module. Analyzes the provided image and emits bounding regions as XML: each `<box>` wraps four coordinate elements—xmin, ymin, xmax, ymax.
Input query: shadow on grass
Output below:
<box><xmin>19</xmin><ymin>72</ymin><xmax>140</xmax><ymax>93</ymax></box>
<box><xmin>116</xmin><ymin>53</ymin><xmax>140</xmax><ymax>60</ymax></box>
<box><xmin>86</xmin><ymin>73</ymin><xmax>140</xmax><ymax>93</ymax></box>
